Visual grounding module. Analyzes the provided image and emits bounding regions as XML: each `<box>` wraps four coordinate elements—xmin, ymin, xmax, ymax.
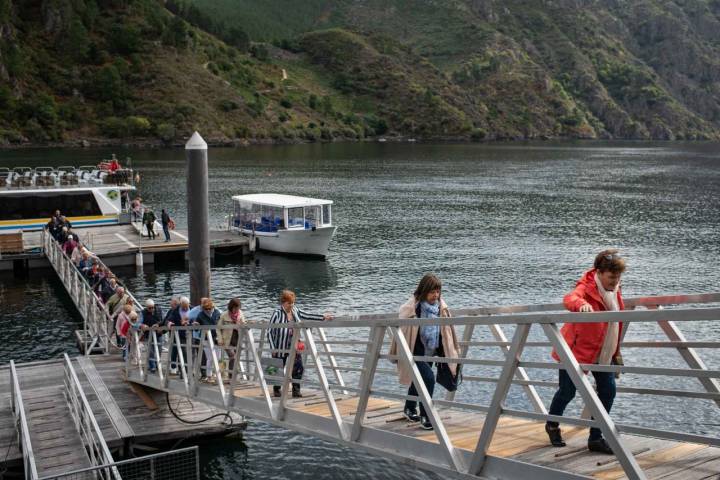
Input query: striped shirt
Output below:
<box><xmin>267</xmin><ymin>305</ymin><xmax>324</xmax><ymax>353</ymax></box>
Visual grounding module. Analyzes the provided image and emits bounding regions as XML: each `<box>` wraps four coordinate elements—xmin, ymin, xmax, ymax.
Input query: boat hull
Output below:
<box><xmin>240</xmin><ymin>226</ymin><xmax>336</xmax><ymax>257</ymax></box>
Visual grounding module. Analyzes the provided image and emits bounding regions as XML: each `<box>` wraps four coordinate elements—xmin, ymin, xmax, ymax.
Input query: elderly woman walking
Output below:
<box><xmin>389</xmin><ymin>274</ymin><xmax>460</xmax><ymax>431</ymax></box>
<box><xmin>267</xmin><ymin>290</ymin><xmax>332</xmax><ymax>398</ymax></box>
<box><xmin>217</xmin><ymin>298</ymin><xmax>245</xmax><ymax>381</ymax></box>
<box><xmin>545</xmin><ymin>249</ymin><xmax>627</xmax><ymax>455</ymax></box>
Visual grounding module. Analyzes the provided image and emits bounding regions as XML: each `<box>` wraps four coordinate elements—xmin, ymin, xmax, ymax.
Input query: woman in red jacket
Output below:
<box><xmin>545</xmin><ymin>249</ymin><xmax>626</xmax><ymax>455</ymax></box>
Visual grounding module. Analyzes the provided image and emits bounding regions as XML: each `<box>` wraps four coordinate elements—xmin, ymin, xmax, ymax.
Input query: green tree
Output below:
<box><xmin>250</xmin><ymin>44</ymin><xmax>269</xmax><ymax>61</ymax></box>
<box><xmin>63</xmin><ymin>18</ymin><xmax>91</xmax><ymax>62</ymax></box>
<box><xmin>109</xmin><ymin>24</ymin><xmax>141</xmax><ymax>54</ymax></box>
<box><xmin>225</xmin><ymin>27</ymin><xmax>250</xmax><ymax>53</ymax></box>
<box><xmin>90</xmin><ymin>64</ymin><xmax>125</xmax><ymax>106</ymax></box>
<box><xmin>163</xmin><ymin>16</ymin><xmax>188</xmax><ymax>48</ymax></box>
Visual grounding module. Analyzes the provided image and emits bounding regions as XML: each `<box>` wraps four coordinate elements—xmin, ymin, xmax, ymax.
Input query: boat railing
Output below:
<box><xmin>125</xmin><ymin>292</ymin><xmax>720</xmax><ymax>479</ymax></box>
<box><xmin>0</xmin><ymin>166</ymin><xmax>135</xmax><ymax>190</ymax></box>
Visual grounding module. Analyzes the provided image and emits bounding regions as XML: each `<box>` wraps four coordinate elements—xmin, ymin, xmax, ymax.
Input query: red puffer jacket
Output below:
<box><xmin>551</xmin><ymin>269</ymin><xmax>624</xmax><ymax>365</ymax></box>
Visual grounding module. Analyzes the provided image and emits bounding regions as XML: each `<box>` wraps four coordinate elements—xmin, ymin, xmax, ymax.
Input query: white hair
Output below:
<box><xmin>145</xmin><ymin>299</ymin><xmax>155</xmax><ymax>307</ymax></box>
<box><xmin>179</xmin><ymin>296</ymin><xmax>190</xmax><ymax>305</ymax></box>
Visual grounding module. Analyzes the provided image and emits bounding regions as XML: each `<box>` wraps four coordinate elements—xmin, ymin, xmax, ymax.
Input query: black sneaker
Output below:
<box><xmin>545</xmin><ymin>423</ymin><xmax>566</xmax><ymax>447</ymax></box>
<box><xmin>403</xmin><ymin>407</ymin><xmax>420</xmax><ymax>422</ymax></box>
<box><xmin>588</xmin><ymin>438</ymin><xmax>613</xmax><ymax>455</ymax></box>
<box><xmin>419</xmin><ymin>416</ymin><xmax>433</xmax><ymax>430</ymax></box>
<box><xmin>292</xmin><ymin>391</ymin><xmax>303</xmax><ymax>398</ymax></box>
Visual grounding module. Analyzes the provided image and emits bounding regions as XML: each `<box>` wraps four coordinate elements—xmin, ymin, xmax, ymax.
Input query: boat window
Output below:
<box><xmin>304</xmin><ymin>206</ymin><xmax>320</xmax><ymax>229</ymax></box>
<box><xmin>322</xmin><ymin>204</ymin><xmax>331</xmax><ymax>225</ymax></box>
<box><xmin>233</xmin><ymin>201</ymin><xmax>284</xmax><ymax>232</ymax></box>
<box><xmin>287</xmin><ymin>207</ymin><xmax>304</xmax><ymax>228</ymax></box>
<box><xmin>0</xmin><ymin>191</ymin><xmax>102</xmax><ymax>221</ymax></box>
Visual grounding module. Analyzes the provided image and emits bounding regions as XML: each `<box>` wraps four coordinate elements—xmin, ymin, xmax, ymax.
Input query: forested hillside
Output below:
<box><xmin>1</xmin><ymin>0</ymin><xmax>719</xmax><ymax>146</ymax></box>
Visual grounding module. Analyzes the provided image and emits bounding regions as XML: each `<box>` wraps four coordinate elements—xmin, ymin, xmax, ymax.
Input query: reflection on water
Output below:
<box><xmin>1</xmin><ymin>141</ymin><xmax>719</xmax><ymax>479</ymax></box>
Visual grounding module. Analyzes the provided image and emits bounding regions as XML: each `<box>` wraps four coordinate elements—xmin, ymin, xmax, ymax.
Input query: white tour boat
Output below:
<box><xmin>230</xmin><ymin>194</ymin><xmax>336</xmax><ymax>257</ymax></box>
<box><xmin>0</xmin><ymin>163</ymin><xmax>136</xmax><ymax>232</ymax></box>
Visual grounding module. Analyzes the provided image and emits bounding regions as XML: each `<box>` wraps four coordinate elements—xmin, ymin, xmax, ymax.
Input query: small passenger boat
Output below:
<box><xmin>0</xmin><ymin>162</ymin><xmax>136</xmax><ymax>232</ymax></box>
<box><xmin>230</xmin><ymin>194</ymin><xmax>335</xmax><ymax>257</ymax></box>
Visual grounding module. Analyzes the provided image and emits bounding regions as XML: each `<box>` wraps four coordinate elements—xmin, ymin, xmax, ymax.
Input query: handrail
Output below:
<box><xmin>62</xmin><ymin>354</ymin><xmax>121</xmax><ymax>480</ymax></box>
<box><xmin>125</xmin><ymin>293</ymin><xmax>720</xmax><ymax>480</ymax></box>
<box><xmin>43</xmin><ymin>232</ymin><xmax>115</xmax><ymax>353</ymax></box>
<box><xmin>36</xmin><ymin>446</ymin><xmax>198</xmax><ymax>480</ymax></box>
<box><xmin>10</xmin><ymin>361</ymin><xmax>39</xmax><ymax>480</ymax></box>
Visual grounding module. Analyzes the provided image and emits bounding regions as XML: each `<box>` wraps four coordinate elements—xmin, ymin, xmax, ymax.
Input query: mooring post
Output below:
<box><xmin>185</xmin><ymin>131</ymin><xmax>210</xmax><ymax>305</ymax></box>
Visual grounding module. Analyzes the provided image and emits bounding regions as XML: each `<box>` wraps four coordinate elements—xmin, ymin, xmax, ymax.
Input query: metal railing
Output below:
<box><xmin>38</xmin><ymin>446</ymin><xmax>199</xmax><ymax>480</ymax></box>
<box><xmin>10</xmin><ymin>361</ymin><xmax>39</xmax><ymax>480</ymax></box>
<box><xmin>125</xmin><ymin>292</ymin><xmax>720</xmax><ymax>480</ymax></box>
<box><xmin>62</xmin><ymin>354</ymin><xmax>120</xmax><ymax>480</ymax></box>
<box><xmin>43</xmin><ymin>232</ymin><xmax>115</xmax><ymax>353</ymax></box>
<box><xmin>42</xmin><ymin>232</ymin><xmax>143</xmax><ymax>354</ymax></box>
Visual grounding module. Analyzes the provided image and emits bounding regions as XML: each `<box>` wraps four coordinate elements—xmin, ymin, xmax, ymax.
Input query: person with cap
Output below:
<box><xmin>140</xmin><ymin>298</ymin><xmax>165</xmax><ymax>373</ymax></box>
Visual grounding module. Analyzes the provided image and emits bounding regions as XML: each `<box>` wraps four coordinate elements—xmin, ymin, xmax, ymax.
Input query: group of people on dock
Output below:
<box><xmin>130</xmin><ymin>196</ymin><xmax>174</xmax><ymax>242</ymax></box>
<box><xmin>47</xmin><ymin>219</ymin><xmax>627</xmax><ymax>456</ymax></box>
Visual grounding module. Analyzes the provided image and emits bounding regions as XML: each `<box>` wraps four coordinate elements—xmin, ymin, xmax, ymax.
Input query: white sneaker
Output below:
<box><xmin>169</xmin><ymin>367</ymin><xmax>178</xmax><ymax>375</ymax></box>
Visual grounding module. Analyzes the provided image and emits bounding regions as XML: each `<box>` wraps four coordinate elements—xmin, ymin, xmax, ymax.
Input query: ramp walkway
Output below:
<box><xmin>124</xmin><ymin>293</ymin><xmax>720</xmax><ymax>479</ymax></box>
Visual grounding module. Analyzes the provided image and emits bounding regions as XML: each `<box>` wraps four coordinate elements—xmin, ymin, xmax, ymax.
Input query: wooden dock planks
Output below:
<box><xmin>0</xmin><ymin>356</ymin><xmax>246</xmax><ymax>475</ymax></box>
<box><xmin>221</xmin><ymin>380</ymin><xmax>720</xmax><ymax>480</ymax></box>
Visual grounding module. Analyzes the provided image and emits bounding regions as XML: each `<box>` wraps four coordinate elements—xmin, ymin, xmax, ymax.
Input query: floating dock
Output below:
<box><xmin>0</xmin><ymin>222</ymin><xmax>254</xmax><ymax>271</ymax></box>
<box><xmin>0</xmin><ymin>356</ymin><xmax>244</xmax><ymax>478</ymax></box>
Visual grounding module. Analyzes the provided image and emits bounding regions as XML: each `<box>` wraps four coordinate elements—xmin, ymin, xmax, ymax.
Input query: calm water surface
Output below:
<box><xmin>1</xmin><ymin>142</ymin><xmax>719</xmax><ymax>479</ymax></box>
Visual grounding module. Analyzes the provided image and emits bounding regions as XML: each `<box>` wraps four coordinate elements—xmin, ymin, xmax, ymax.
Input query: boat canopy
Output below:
<box><xmin>231</xmin><ymin>194</ymin><xmax>333</xmax><ymax>232</ymax></box>
<box><xmin>231</xmin><ymin>194</ymin><xmax>332</xmax><ymax>208</ymax></box>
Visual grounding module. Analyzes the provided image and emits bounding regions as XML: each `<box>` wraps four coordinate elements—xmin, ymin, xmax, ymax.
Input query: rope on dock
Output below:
<box><xmin>165</xmin><ymin>392</ymin><xmax>235</xmax><ymax>427</ymax></box>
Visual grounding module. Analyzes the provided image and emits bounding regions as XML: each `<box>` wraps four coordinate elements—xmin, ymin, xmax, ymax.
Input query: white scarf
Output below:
<box><xmin>595</xmin><ymin>272</ymin><xmax>620</xmax><ymax>365</ymax></box>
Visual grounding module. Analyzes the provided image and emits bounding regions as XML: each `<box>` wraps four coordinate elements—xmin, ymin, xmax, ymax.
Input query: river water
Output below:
<box><xmin>1</xmin><ymin>141</ymin><xmax>719</xmax><ymax>479</ymax></box>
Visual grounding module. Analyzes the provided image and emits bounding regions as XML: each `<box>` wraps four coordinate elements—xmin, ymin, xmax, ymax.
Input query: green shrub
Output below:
<box><xmin>100</xmin><ymin>117</ymin><xmax>127</xmax><ymax>137</ymax></box>
<box><xmin>250</xmin><ymin>44</ymin><xmax>269</xmax><ymax>61</ymax></box>
<box><xmin>156</xmin><ymin>123</ymin><xmax>176</xmax><ymax>143</ymax></box>
<box><xmin>109</xmin><ymin>24</ymin><xmax>142</xmax><ymax>54</ymax></box>
<box><xmin>125</xmin><ymin>116</ymin><xmax>151</xmax><ymax>136</ymax></box>
<box><xmin>280</xmin><ymin>98</ymin><xmax>292</xmax><ymax>108</ymax></box>
<box><xmin>308</xmin><ymin>94</ymin><xmax>318</xmax><ymax>110</ymax></box>
<box><xmin>219</xmin><ymin>99</ymin><xmax>239</xmax><ymax>112</ymax></box>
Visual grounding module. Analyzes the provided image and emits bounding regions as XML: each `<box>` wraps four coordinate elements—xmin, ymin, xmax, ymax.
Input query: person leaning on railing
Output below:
<box><xmin>389</xmin><ymin>274</ymin><xmax>460</xmax><ymax>431</ymax></box>
<box><xmin>140</xmin><ymin>299</ymin><xmax>165</xmax><ymax>374</ymax></box>
<box><xmin>545</xmin><ymin>249</ymin><xmax>626</xmax><ymax>455</ymax></box>
<box><xmin>165</xmin><ymin>296</ymin><xmax>191</xmax><ymax>375</ymax></box>
<box><xmin>267</xmin><ymin>289</ymin><xmax>333</xmax><ymax>398</ymax></box>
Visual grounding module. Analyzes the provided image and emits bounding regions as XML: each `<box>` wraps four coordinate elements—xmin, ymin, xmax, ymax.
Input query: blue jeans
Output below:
<box><xmin>405</xmin><ymin>360</ymin><xmax>435</xmax><ymax>417</ymax></box>
<box><xmin>162</xmin><ymin>223</ymin><xmax>170</xmax><ymax>241</ymax></box>
<box><xmin>405</xmin><ymin>334</ymin><xmax>438</xmax><ymax>417</ymax></box>
<box><xmin>548</xmin><ymin>369</ymin><xmax>616</xmax><ymax>441</ymax></box>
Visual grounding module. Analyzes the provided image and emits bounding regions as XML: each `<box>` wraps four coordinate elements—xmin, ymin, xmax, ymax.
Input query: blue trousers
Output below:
<box><xmin>404</xmin><ymin>335</ymin><xmax>436</xmax><ymax>417</ymax></box>
<box><xmin>162</xmin><ymin>223</ymin><xmax>170</xmax><ymax>241</ymax></box>
<box><xmin>548</xmin><ymin>369</ymin><xmax>616</xmax><ymax>441</ymax></box>
<box><xmin>405</xmin><ymin>360</ymin><xmax>435</xmax><ymax>417</ymax></box>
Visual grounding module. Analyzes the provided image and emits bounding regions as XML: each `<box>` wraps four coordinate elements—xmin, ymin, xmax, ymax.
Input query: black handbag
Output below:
<box><xmin>435</xmin><ymin>342</ymin><xmax>462</xmax><ymax>392</ymax></box>
<box><xmin>436</xmin><ymin>361</ymin><xmax>462</xmax><ymax>392</ymax></box>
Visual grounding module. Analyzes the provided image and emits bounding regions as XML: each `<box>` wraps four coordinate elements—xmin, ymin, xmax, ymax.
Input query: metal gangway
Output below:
<box><xmin>125</xmin><ymin>293</ymin><xmax>720</xmax><ymax>479</ymax></box>
<box><xmin>42</xmin><ymin>232</ymin><xmax>143</xmax><ymax>354</ymax></box>
<box><xmin>10</xmin><ymin>354</ymin><xmax>199</xmax><ymax>480</ymax></box>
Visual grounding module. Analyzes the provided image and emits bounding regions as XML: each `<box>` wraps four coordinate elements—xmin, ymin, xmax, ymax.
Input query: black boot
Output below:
<box><xmin>292</xmin><ymin>384</ymin><xmax>302</xmax><ymax>398</ymax></box>
<box><xmin>588</xmin><ymin>438</ymin><xmax>613</xmax><ymax>455</ymax></box>
<box><xmin>545</xmin><ymin>423</ymin><xmax>566</xmax><ymax>447</ymax></box>
<box><xmin>273</xmin><ymin>385</ymin><xmax>281</xmax><ymax>397</ymax></box>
